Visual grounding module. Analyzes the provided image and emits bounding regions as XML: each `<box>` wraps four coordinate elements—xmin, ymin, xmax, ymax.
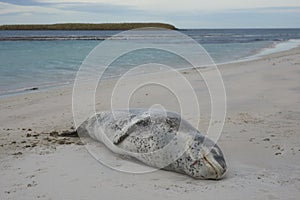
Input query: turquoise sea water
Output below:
<box><xmin>1</xmin><ymin>29</ymin><xmax>300</xmax><ymax>96</ymax></box>
<box><xmin>0</xmin><ymin>40</ymin><xmax>97</xmax><ymax>94</ymax></box>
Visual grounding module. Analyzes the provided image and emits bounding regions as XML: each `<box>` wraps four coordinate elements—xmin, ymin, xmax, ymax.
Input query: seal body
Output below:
<box><xmin>77</xmin><ymin>109</ymin><xmax>227</xmax><ymax>179</ymax></box>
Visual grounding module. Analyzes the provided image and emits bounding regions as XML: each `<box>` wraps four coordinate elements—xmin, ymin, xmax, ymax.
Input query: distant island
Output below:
<box><xmin>0</xmin><ymin>23</ymin><xmax>177</xmax><ymax>30</ymax></box>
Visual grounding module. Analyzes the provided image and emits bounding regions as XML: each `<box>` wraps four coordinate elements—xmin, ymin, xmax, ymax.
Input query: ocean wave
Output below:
<box><xmin>1</xmin><ymin>29</ymin><xmax>300</xmax><ymax>97</ymax></box>
<box><xmin>243</xmin><ymin>39</ymin><xmax>300</xmax><ymax>61</ymax></box>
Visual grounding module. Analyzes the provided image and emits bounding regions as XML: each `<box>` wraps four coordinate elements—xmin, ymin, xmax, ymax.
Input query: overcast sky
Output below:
<box><xmin>0</xmin><ymin>0</ymin><xmax>299</xmax><ymax>28</ymax></box>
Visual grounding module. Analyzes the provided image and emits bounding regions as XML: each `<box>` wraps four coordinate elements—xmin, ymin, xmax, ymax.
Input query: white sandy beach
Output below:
<box><xmin>1</xmin><ymin>47</ymin><xmax>300</xmax><ymax>199</ymax></box>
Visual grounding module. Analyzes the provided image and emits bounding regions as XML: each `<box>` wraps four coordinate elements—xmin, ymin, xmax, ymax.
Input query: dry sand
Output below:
<box><xmin>1</xmin><ymin>47</ymin><xmax>300</xmax><ymax>199</ymax></box>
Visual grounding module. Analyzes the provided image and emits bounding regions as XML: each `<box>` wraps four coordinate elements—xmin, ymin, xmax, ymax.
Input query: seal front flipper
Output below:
<box><xmin>113</xmin><ymin>115</ymin><xmax>151</xmax><ymax>145</ymax></box>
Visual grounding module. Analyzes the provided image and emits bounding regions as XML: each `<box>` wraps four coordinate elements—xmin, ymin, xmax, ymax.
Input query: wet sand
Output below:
<box><xmin>1</xmin><ymin>47</ymin><xmax>300</xmax><ymax>199</ymax></box>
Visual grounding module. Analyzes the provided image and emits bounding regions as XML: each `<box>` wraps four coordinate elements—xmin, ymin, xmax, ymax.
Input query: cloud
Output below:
<box><xmin>0</xmin><ymin>0</ymin><xmax>143</xmax><ymax>16</ymax></box>
<box><xmin>0</xmin><ymin>3</ymin><xmax>83</xmax><ymax>24</ymax></box>
<box><xmin>0</xmin><ymin>0</ymin><xmax>299</xmax><ymax>28</ymax></box>
<box><xmin>177</xmin><ymin>7</ymin><xmax>300</xmax><ymax>28</ymax></box>
<box><xmin>2</xmin><ymin>0</ymin><xmax>300</xmax><ymax>14</ymax></box>
<box><xmin>54</xmin><ymin>2</ymin><xmax>142</xmax><ymax>15</ymax></box>
<box><xmin>227</xmin><ymin>6</ymin><xmax>300</xmax><ymax>13</ymax></box>
<box><xmin>0</xmin><ymin>0</ymin><xmax>46</xmax><ymax>6</ymax></box>
<box><xmin>33</xmin><ymin>0</ymin><xmax>300</xmax><ymax>12</ymax></box>
<box><xmin>0</xmin><ymin>1</ymin><xmax>161</xmax><ymax>25</ymax></box>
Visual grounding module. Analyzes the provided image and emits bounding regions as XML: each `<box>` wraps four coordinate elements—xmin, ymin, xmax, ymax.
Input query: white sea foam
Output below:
<box><xmin>248</xmin><ymin>39</ymin><xmax>300</xmax><ymax>59</ymax></box>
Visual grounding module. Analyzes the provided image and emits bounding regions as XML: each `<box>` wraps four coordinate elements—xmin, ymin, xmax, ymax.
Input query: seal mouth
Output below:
<box><xmin>203</xmin><ymin>153</ymin><xmax>227</xmax><ymax>180</ymax></box>
<box><xmin>203</xmin><ymin>156</ymin><xmax>218</xmax><ymax>177</ymax></box>
<box><xmin>195</xmin><ymin>142</ymin><xmax>227</xmax><ymax>180</ymax></box>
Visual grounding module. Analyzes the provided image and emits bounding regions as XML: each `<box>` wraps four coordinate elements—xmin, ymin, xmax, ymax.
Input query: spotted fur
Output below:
<box><xmin>77</xmin><ymin>109</ymin><xmax>227</xmax><ymax>179</ymax></box>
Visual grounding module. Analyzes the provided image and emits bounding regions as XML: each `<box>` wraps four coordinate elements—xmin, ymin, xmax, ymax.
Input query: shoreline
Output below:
<box><xmin>215</xmin><ymin>39</ymin><xmax>300</xmax><ymax>66</ymax></box>
<box><xmin>1</xmin><ymin>43</ymin><xmax>300</xmax><ymax>99</ymax></box>
<box><xmin>0</xmin><ymin>44</ymin><xmax>300</xmax><ymax>199</ymax></box>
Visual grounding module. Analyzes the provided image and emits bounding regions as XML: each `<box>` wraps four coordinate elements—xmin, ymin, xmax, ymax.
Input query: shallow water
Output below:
<box><xmin>1</xmin><ymin>29</ymin><xmax>300</xmax><ymax>96</ymax></box>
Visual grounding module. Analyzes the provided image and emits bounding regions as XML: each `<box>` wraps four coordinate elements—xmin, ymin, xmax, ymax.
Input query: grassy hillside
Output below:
<box><xmin>0</xmin><ymin>23</ymin><xmax>177</xmax><ymax>30</ymax></box>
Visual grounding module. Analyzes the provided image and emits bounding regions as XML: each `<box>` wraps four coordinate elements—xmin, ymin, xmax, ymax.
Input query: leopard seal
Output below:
<box><xmin>76</xmin><ymin>109</ymin><xmax>227</xmax><ymax>180</ymax></box>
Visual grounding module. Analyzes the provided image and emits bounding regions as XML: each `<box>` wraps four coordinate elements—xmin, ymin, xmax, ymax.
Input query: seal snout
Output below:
<box><xmin>203</xmin><ymin>148</ymin><xmax>227</xmax><ymax>180</ymax></box>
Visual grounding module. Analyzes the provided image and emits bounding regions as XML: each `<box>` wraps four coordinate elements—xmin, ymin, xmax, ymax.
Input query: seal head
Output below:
<box><xmin>166</xmin><ymin>134</ymin><xmax>227</xmax><ymax>180</ymax></box>
<box><xmin>187</xmin><ymin>142</ymin><xmax>227</xmax><ymax>180</ymax></box>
